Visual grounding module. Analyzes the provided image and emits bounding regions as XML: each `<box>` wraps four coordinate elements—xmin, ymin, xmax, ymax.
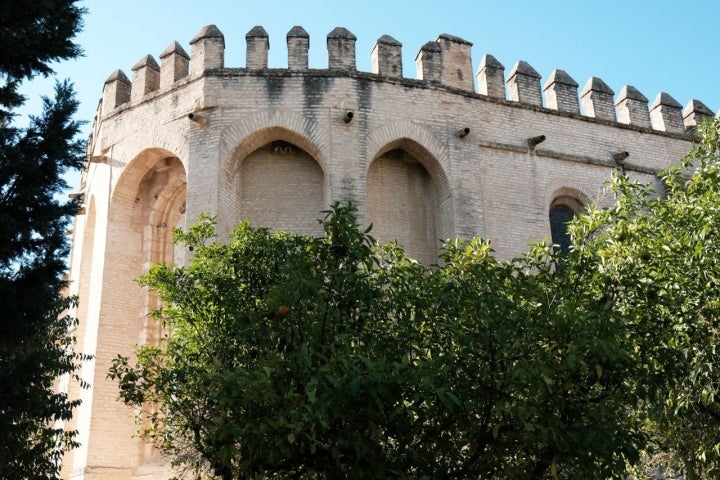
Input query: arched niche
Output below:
<box><xmin>366</xmin><ymin>138</ymin><xmax>450</xmax><ymax>265</ymax></box>
<box><xmin>231</xmin><ymin>130</ymin><xmax>326</xmax><ymax>237</ymax></box>
<box><xmin>102</xmin><ymin>148</ymin><xmax>187</xmax><ymax>474</ymax></box>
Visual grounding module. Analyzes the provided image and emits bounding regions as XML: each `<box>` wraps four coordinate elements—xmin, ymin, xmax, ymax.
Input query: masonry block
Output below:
<box><xmin>159</xmin><ymin>41</ymin><xmax>189</xmax><ymax>89</ymax></box>
<box><xmin>102</xmin><ymin>69</ymin><xmax>131</xmax><ymax>111</ymax></box>
<box><xmin>415</xmin><ymin>41</ymin><xmax>442</xmax><ymax>83</ymax></box>
<box><xmin>131</xmin><ymin>55</ymin><xmax>160</xmax><ymax>103</ymax></box>
<box><xmin>543</xmin><ymin>69</ymin><xmax>579</xmax><ymax>113</ymax></box>
<box><xmin>190</xmin><ymin>24</ymin><xmax>225</xmax><ymax>76</ymax></box>
<box><xmin>507</xmin><ymin>60</ymin><xmax>542</xmax><ymax>106</ymax></box>
<box><xmin>436</xmin><ymin>34</ymin><xmax>473</xmax><ymax>91</ymax></box>
<box><xmin>246</xmin><ymin>26</ymin><xmax>269</xmax><ymax>69</ymax></box>
<box><xmin>287</xmin><ymin>26</ymin><xmax>309</xmax><ymax>70</ymax></box>
<box><xmin>683</xmin><ymin>99</ymin><xmax>714</xmax><ymax>131</ymax></box>
<box><xmin>327</xmin><ymin>27</ymin><xmax>356</xmax><ymax>70</ymax></box>
<box><xmin>476</xmin><ymin>54</ymin><xmax>505</xmax><ymax>99</ymax></box>
<box><xmin>615</xmin><ymin>85</ymin><xmax>651</xmax><ymax>128</ymax></box>
<box><xmin>581</xmin><ymin>77</ymin><xmax>616</xmax><ymax>121</ymax></box>
<box><xmin>649</xmin><ymin>92</ymin><xmax>684</xmax><ymax>133</ymax></box>
<box><xmin>371</xmin><ymin>35</ymin><xmax>402</xmax><ymax>78</ymax></box>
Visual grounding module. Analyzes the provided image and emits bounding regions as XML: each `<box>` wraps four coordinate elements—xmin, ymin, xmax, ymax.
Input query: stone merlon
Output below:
<box><xmin>507</xmin><ymin>60</ymin><xmax>542</xmax><ymax>106</ymax></box>
<box><xmin>327</xmin><ymin>27</ymin><xmax>357</xmax><ymax>70</ymax></box>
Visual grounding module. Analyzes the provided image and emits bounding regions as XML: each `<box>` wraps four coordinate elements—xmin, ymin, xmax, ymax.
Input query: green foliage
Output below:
<box><xmin>0</xmin><ymin>0</ymin><xmax>85</xmax><ymax>121</ymax></box>
<box><xmin>111</xmin><ymin>119</ymin><xmax>720</xmax><ymax>479</ymax></box>
<box><xmin>0</xmin><ymin>2</ymin><xmax>88</xmax><ymax>478</ymax></box>
<box><xmin>109</xmin><ymin>209</ymin><xmax>635</xmax><ymax>479</ymax></box>
<box><xmin>571</xmin><ymin>119</ymin><xmax>720</xmax><ymax>479</ymax></box>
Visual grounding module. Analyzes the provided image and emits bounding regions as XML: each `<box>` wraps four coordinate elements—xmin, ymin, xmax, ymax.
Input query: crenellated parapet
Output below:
<box><xmin>98</xmin><ymin>23</ymin><xmax>715</xmax><ymax>135</ymax></box>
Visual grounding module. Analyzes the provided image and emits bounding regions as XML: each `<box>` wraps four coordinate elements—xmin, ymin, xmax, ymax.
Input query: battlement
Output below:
<box><xmin>101</xmin><ymin>24</ymin><xmax>715</xmax><ymax>135</ymax></box>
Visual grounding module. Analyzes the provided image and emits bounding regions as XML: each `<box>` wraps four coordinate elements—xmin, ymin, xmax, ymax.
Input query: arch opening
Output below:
<box><xmin>104</xmin><ymin>149</ymin><xmax>187</xmax><ymax>475</ymax></box>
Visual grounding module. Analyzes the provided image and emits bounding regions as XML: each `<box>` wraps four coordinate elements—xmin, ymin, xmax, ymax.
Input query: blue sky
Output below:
<box><xmin>19</xmin><ymin>0</ymin><xmax>720</xmax><ymax>190</ymax></box>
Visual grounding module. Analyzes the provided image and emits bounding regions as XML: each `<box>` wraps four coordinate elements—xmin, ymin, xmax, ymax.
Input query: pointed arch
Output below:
<box><xmin>366</xmin><ymin>120</ymin><xmax>451</xmax><ymax>196</ymax></box>
<box><xmin>366</xmin><ymin>130</ymin><xmax>453</xmax><ymax>264</ymax></box>
<box><xmin>219</xmin><ymin>110</ymin><xmax>328</xmax><ymax>176</ymax></box>
<box><xmin>222</xmin><ymin>124</ymin><xmax>328</xmax><ymax>237</ymax></box>
<box><xmin>101</xmin><ymin>147</ymin><xmax>187</xmax><ymax>474</ymax></box>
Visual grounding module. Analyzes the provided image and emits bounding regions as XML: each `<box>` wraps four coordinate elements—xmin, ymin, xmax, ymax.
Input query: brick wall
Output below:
<box><xmin>63</xmin><ymin>24</ymin><xmax>704</xmax><ymax>479</ymax></box>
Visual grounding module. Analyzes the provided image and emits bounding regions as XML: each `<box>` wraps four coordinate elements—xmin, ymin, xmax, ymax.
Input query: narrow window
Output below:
<box><xmin>549</xmin><ymin>203</ymin><xmax>575</xmax><ymax>254</ymax></box>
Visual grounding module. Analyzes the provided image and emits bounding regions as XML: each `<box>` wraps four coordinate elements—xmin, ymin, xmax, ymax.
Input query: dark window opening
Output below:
<box><xmin>549</xmin><ymin>203</ymin><xmax>575</xmax><ymax>254</ymax></box>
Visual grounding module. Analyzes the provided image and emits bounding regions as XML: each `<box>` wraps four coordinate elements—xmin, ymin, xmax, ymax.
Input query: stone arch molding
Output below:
<box><xmin>366</xmin><ymin>119</ymin><xmax>450</xmax><ymax>187</ymax></box>
<box><xmin>111</xmin><ymin>147</ymin><xmax>186</xmax><ymax>207</ymax></box>
<box><xmin>547</xmin><ymin>184</ymin><xmax>592</xmax><ymax>212</ymax></box>
<box><xmin>108</xmin><ymin>132</ymin><xmax>188</xmax><ymax>195</ymax></box>
<box><xmin>220</xmin><ymin>110</ymin><xmax>328</xmax><ymax>177</ymax></box>
<box><xmin>366</xmin><ymin>119</ymin><xmax>455</xmax><ymax>249</ymax></box>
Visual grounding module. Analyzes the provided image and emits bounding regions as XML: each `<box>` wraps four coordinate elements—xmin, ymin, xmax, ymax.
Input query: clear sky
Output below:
<box><xmin>19</xmin><ymin>0</ymin><xmax>720</xmax><ymax>190</ymax></box>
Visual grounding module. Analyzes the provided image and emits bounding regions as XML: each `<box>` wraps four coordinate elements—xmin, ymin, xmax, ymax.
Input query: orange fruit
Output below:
<box><xmin>278</xmin><ymin>305</ymin><xmax>289</xmax><ymax>316</ymax></box>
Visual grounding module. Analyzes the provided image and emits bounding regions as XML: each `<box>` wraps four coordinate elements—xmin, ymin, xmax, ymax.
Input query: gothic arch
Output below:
<box><xmin>216</xmin><ymin>112</ymin><xmax>329</xmax><ymax>236</ymax></box>
<box><xmin>366</xmin><ymin>134</ymin><xmax>453</xmax><ymax>265</ymax></box>
<box><xmin>226</xmin><ymin>128</ymin><xmax>327</xmax><ymax>236</ymax></box>
<box><xmin>366</xmin><ymin>120</ymin><xmax>451</xmax><ymax>193</ymax></box>
<box><xmin>219</xmin><ymin>110</ymin><xmax>328</xmax><ymax>176</ymax></box>
<box><xmin>102</xmin><ymin>148</ymin><xmax>187</xmax><ymax>474</ymax></box>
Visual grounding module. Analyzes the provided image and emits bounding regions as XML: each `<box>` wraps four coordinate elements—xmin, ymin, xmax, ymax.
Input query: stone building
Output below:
<box><xmin>61</xmin><ymin>24</ymin><xmax>714</xmax><ymax>479</ymax></box>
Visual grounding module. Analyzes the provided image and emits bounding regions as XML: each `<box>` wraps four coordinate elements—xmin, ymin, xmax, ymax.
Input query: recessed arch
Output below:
<box><xmin>366</xmin><ymin>136</ymin><xmax>452</xmax><ymax>264</ymax></box>
<box><xmin>228</xmin><ymin>126</ymin><xmax>327</xmax><ymax>179</ymax></box>
<box><xmin>101</xmin><ymin>148</ymin><xmax>188</xmax><ymax>474</ymax></box>
<box><xmin>366</xmin><ymin>120</ymin><xmax>451</xmax><ymax>196</ymax></box>
<box><xmin>219</xmin><ymin>111</ymin><xmax>328</xmax><ymax>178</ymax></box>
<box><xmin>111</xmin><ymin>148</ymin><xmax>186</xmax><ymax>206</ymax></box>
<box><xmin>231</xmin><ymin>131</ymin><xmax>326</xmax><ymax>236</ymax></box>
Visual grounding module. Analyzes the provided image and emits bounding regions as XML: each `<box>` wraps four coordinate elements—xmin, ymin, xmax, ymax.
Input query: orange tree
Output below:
<box><xmin>110</xmin><ymin>197</ymin><xmax>673</xmax><ymax>479</ymax></box>
<box><xmin>572</xmin><ymin>119</ymin><xmax>720</xmax><ymax>479</ymax></box>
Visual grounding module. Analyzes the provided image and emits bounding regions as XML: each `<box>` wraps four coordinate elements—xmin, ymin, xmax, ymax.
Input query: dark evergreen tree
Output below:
<box><xmin>0</xmin><ymin>2</ymin><xmax>88</xmax><ymax>477</ymax></box>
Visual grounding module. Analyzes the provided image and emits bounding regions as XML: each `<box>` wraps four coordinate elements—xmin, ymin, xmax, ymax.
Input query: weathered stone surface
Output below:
<box><xmin>507</xmin><ymin>60</ymin><xmax>542</xmax><ymax>106</ymax></box>
<box><xmin>650</xmin><ymin>92</ymin><xmax>684</xmax><ymax>133</ymax></box>
<box><xmin>683</xmin><ymin>99</ymin><xmax>714</xmax><ymax>130</ymax></box>
<box><xmin>544</xmin><ymin>69</ymin><xmax>579</xmax><ymax>113</ymax></box>
<box><xmin>246</xmin><ymin>25</ymin><xmax>269</xmax><ymax>69</ymax></box>
<box><xmin>476</xmin><ymin>54</ymin><xmax>505</xmax><ymax>99</ymax></box>
<box><xmin>615</xmin><ymin>85</ymin><xmax>651</xmax><ymax>128</ymax></box>
<box><xmin>371</xmin><ymin>35</ymin><xmax>403</xmax><ymax>77</ymax></box>
<box><xmin>581</xmin><ymin>77</ymin><xmax>616</xmax><ymax>121</ymax></box>
<box><xmin>287</xmin><ymin>26</ymin><xmax>309</xmax><ymax>70</ymax></box>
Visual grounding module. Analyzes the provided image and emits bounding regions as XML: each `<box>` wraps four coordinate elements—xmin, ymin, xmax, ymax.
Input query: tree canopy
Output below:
<box><xmin>111</xmin><ymin>120</ymin><xmax>720</xmax><ymax>479</ymax></box>
<box><xmin>0</xmin><ymin>2</ymin><xmax>87</xmax><ymax>477</ymax></box>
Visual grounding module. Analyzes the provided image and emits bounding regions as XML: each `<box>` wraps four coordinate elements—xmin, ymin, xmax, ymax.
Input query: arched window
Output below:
<box><xmin>549</xmin><ymin>196</ymin><xmax>584</xmax><ymax>254</ymax></box>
